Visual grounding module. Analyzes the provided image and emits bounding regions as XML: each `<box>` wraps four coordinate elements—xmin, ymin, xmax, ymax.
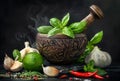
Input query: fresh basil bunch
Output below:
<box><xmin>77</xmin><ymin>31</ymin><xmax>103</xmax><ymax>63</ymax></box>
<box><xmin>37</xmin><ymin>13</ymin><xmax>87</xmax><ymax>38</ymax></box>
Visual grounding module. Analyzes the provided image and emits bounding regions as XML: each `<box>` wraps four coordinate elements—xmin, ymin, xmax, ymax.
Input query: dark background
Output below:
<box><xmin>0</xmin><ymin>0</ymin><xmax>120</xmax><ymax>65</ymax></box>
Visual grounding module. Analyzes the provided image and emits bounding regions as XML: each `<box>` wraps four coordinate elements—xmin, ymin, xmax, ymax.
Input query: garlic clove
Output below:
<box><xmin>42</xmin><ymin>64</ymin><xmax>59</xmax><ymax>77</ymax></box>
<box><xmin>10</xmin><ymin>61</ymin><xmax>23</xmax><ymax>72</ymax></box>
<box><xmin>3</xmin><ymin>54</ymin><xmax>14</xmax><ymax>70</ymax></box>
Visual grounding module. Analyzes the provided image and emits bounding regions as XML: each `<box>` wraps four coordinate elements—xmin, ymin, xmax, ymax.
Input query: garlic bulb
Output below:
<box><xmin>85</xmin><ymin>46</ymin><xmax>112</xmax><ymax>68</ymax></box>
<box><xmin>10</xmin><ymin>61</ymin><xmax>23</xmax><ymax>72</ymax></box>
<box><xmin>3</xmin><ymin>54</ymin><xmax>14</xmax><ymax>70</ymax></box>
<box><xmin>42</xmin><ymin>64</ymin><xmax>59</xmax><ymax>77</ymax></box>
<box><xmin>20</xmin><ymin>41</ymin><xmax>39</xmax><ymax>59</ymax></box>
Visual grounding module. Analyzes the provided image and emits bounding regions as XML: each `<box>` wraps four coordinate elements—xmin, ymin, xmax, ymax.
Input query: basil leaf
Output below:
<box><xmin>13</xmin><ymin>49</ymin><xmax>20</xmax><ymax>59</ymax></box>
<box><xmin>88</xmin><ymin>60</ymin><xmax>95</xmax><ymax>68</ymax></box>
<box><xmin>83</xmin><ymin>65</ymin><xmax>87</xmax><ymax>72</ymax></box>
<box><xmin>62</xmin><ymin>27</ymin><xmax>75</xmax><ymax>38</ymax></box>
<box><xmin>49</xmin><ymin>18</ymin><xmax>61</xmax><ymax>28</ymax></box>
<box><xmin>69</xmin><ymin>21</ymin><xmax>87</xmax><ymax>34</ymax></box>
<box><xmin>13</xmin><ymin>49</ymin><xmax>22</xmax><ymax>61</ymax></box>
<box><xmin>69</xmin><ymin>22</ymin><xmax>80</xmax><ymax>29</ymax></box>
<box><xmin>90</xmin><ymin>31</ymin><xmax>103</xmax><ymax>45</ymax></box>
<box><xmin>96</xmin><ymin>68</ymin><xmax>107</xmax><ymax>76</ymax></box>
<box><xmin>37</xmin><ymin>26</ymin><xmax>53</xmax><ymax>34</ymax></box>
<box><xmin>48</xmin><ymin>27</ymin><xmax>61</xmax><ymax>37</ymax></box>
<box><xmin>61</xmin><ymin>13</ymin><xmax>70</xmax><ymax>27</ymax></box>
<box><xmin>83</xmin><ymin>60</ymin><xmax>96</xmax><ymax>72</ymax></box>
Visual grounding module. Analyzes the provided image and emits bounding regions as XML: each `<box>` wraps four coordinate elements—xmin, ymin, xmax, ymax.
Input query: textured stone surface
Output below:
<box><xmin>36</xmin><ymin>33</ymin><xmax>87</xmax><ymax>64</ymax></box>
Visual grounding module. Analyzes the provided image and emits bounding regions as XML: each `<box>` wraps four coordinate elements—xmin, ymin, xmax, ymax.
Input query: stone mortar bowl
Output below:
<box><xmin>36</xmin><ymin>33</ymin><xmax>87</xmax><ymax>64</ymax></box>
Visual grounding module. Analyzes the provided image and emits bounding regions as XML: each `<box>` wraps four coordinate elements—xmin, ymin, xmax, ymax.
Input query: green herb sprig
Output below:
<box><xmin>19</xmin><ymin>71</ymin><xmax>47</xmax><ymax>78</ymax></box>
<box><xmin>37</xmin><ymin>13</ymin><xmax>87</xmax><ymax>38</ymax></box>
<box><xmin>77</xmin><ymin>31</ymin><xmax>103</xmax><ymax>63</ymax></box>
<box><xmin>84</xmin><ymin>60</ymin><xmax>107</xmax><ymax>76</ymax></box>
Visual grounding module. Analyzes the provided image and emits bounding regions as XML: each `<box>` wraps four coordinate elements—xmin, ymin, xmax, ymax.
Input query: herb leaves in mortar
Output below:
<box><xmin>37</xmin><ymin>13</ymin><xmax>87</xmax><ymax>38</ymax></box>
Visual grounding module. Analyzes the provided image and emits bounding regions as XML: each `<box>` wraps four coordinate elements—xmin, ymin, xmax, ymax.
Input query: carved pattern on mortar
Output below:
<box><xmin>36</xmin><ymin>35</ymin><xmax>87</xmax><ymax>64</ymax></box>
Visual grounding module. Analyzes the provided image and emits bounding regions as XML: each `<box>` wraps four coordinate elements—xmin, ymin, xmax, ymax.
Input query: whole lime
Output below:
<box><xmin>22</xmin><ymin>52</ymin><xmax>44</xmax><ymax>71</ymax></box>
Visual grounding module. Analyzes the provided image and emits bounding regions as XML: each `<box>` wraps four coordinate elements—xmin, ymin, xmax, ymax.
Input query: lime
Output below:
<box><xmin>22</xmin><ymin>52</ymin><xmax>44</xmax><ymax>71</ymax></box>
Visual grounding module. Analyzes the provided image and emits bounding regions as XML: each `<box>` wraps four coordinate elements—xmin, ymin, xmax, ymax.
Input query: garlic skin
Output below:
<box><xmin>3</xmin><ymin>54</ymin><xmax>14</xmax><ymax>70</ymax></box>
<box><xmin>20</xmin><ymin>41</ymin><xmax>39</xmax><ymax>59</ymax></box>
<box><xmin>42</xmin><ymin>64</ymin><xmax>59</xmax><ymax>77</ymax></box>
<box><xmin>85</xmin><ymin>46</ymin><xmax>112</xmax><ymax>68</ymax></box>
<box><xmin>10</xmin><ymin>61</ymin><xmax>23</xmax><ymax>72</ymax></box>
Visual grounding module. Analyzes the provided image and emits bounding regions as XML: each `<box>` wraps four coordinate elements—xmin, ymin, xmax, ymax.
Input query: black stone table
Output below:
<box><xmin>0</xmin><ymin>63</ymin><xmax>120</xmax><ymax>81</ymax></box>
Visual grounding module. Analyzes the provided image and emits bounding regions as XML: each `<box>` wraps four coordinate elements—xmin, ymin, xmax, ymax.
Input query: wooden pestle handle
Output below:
<box><xmin>90</xmin><ymin>5</ymin><xmax>104</xmax><ymax>19</ymax></box>
<box><xmin>82</xmin><ymin>5</ymin><xmax>104</xmax><ymax>26</ymax></box>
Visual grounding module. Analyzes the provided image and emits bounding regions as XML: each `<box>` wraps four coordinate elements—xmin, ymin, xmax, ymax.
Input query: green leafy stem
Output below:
<box><xmin>77</xmin><ymin>31</ymin><xmax>103</xmax><ymax>63</ymax></box>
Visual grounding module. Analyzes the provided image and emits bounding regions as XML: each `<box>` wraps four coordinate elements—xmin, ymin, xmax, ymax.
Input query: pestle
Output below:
<box><xmin>81</xmin><ymin>4</ymin><xmax>104</xmax><ymax>26</ymax></box>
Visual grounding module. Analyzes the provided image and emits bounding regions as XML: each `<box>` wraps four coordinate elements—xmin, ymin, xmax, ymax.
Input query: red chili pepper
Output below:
<box><xmin>93</xmin><ymin>74</ymin><xmax>104</xmax><ymax>80</ymax></box>
<box><xmin>69</xmin><ymin>70</ymin><xmax>97</xmax><ymax>78</ymax></box>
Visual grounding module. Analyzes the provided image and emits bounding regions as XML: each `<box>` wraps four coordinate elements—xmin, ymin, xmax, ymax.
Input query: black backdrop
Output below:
<box><xmin>0</xmin><ymin>0</ymin><xmax>120</xmax><ymax>65</ymax></box>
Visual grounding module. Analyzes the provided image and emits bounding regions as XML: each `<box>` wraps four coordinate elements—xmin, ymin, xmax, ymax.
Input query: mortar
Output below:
<box><xmin>36</xmin><ymin>5</ymin><xmax>104</xmax><ymax>64</ymax></box>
